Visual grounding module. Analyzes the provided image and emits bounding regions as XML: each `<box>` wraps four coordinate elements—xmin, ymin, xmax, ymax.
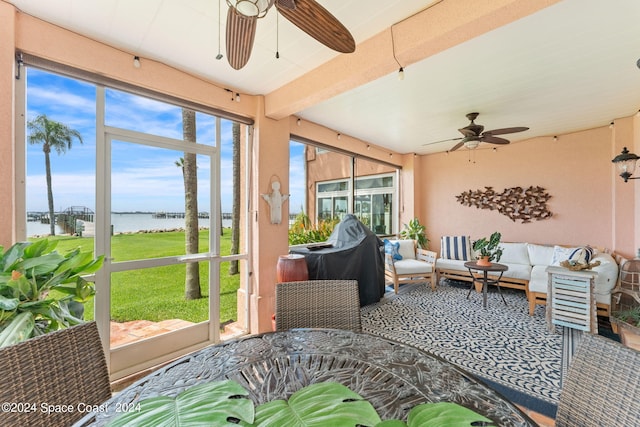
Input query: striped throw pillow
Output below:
<box><xmin>441</xmin><ymin>236</ymin><xmax>472</xmax><ymax>261</ymax></box>
<box><xmin>569</xmin><ymin>246</ymin><xmax>594</xmax><ymax>265</ymax></box>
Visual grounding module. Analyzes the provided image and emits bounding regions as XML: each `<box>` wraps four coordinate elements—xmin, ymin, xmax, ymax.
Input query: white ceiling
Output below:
<box><xmin>8</xmin><ymin>0</ymin><xmax>640</xmax><ymax>155</ymax></box>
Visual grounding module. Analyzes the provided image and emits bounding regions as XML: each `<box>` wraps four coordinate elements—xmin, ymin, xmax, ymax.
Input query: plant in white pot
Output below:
<box><xmin>610</xmin><ymin>304</ymin><xmax>640</xmax><ymax>351</ymax></box>
<box><xmin>472</xmin><ymin>232</ymin><xmax>503</xmax><ymax>267</ymax></box>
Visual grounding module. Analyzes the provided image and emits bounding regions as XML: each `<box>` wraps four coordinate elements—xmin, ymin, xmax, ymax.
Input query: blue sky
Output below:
<box><xmin>26</xmin><ymin>68</ymin><xmax>305</xmax><ymax>214</ymax></box>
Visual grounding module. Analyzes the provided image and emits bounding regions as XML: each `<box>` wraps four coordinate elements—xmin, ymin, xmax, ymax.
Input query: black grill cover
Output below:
<box><xmin>290</xmin><ymin>214</ymin><xmax>385</xmax><ymax>306</ymax></box>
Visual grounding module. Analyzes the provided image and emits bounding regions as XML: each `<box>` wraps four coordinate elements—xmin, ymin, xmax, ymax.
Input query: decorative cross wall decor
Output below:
<box><xmin>456</xmin><ymin>186</ymin><xmax>552</xmax><ymax>223</ymax></box>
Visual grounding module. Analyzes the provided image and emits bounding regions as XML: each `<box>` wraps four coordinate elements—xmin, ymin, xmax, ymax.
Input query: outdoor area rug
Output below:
<box><xmin>361</xmin><ymin>280</ymin><xmax>576</xmax><ymax>418</ymax></box>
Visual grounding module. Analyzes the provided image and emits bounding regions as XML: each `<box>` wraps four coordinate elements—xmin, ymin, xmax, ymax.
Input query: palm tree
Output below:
<box><xmin>27</xmin><ymin>114</ymin><xmax>83</xmax><ymax>236</ymax></box>
<box><xmin>180</xmin><ymin>108</ymin><xmax>201</xmax><ymax>300</ymax></box>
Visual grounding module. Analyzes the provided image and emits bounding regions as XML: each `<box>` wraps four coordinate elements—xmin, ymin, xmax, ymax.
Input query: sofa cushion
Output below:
<box><xmin>592</xmin><ymin>252</ymin><xmax>619</xmax><ymax>305</ymax></box>
<box><xmin>396</xmin><ymin>240</ymin><xmax>416</xmax><ymax>260</ymax></box>
<box><xmin>441</xmin><ymin>236</ymin><xmax>472</xmax><ymax>261</ymax></box>
<box><xmin>435</xmin><ymin>258</ymin><xmax>467</xmax><ymax>271</ymax></box>
<box><xmin>529</xmin><ymin>265</ymin><xmax>548</xmax><ymax>293</ymax></box>
<box><xmin>383</xmin><ymin>239</ymin><xmax>402</xmax><ymax>260</ymax></box>
<box><xmin>393</xmin><ymin>259</ymin><xmax>434</xmax><ymax>275</ymax></box>
<box><xmin>501</xmin><ymin>263</ymin><xmax>532</xmax><ymax>281</ymax></box>
<box><xmin>498</xmin><ymin>242</ymin><xmax>530</xmax><ymax>265</ymax></box>
<box><xmin>527</xmin><ymin>244</ymin><xmax>555</xmax><ymax>266</ymax></box>
<box><xmin>550</xmin><ymin>245</ymin><xmax>579</xmax><ymax>266</ymax></box>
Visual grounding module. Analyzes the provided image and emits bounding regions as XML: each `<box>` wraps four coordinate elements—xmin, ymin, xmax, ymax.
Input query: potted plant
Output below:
<box><xmin>472</xmin><ymin>232</ymin><xmax>503</xmax><ymax>266</ymax></box>
<box><xmin>399</xmin><ymin>218</ymin><xmax>429</xmax><ymax>249</ymax></box>
<box><xmin>0</xmin><ymin>238</ymin><xmax>104</xmax><ymax>347</ymax></box>
<box><xmin>610</xmin><ymin>305</ymin><xmax>640</xmax><ymax>351</ymax></box>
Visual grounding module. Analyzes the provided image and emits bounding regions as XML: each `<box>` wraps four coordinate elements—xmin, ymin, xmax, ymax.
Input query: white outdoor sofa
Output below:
<box><xmin>435</xmin><ymin>237</ymin><xmax>619</xmax><ymax>316</ymax></box>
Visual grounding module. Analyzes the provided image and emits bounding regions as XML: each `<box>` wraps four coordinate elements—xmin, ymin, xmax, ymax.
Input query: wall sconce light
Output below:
<box><xmin>297</xmin><ymin>118</ymin><xmax>301</xmax><ymax>126</ymax></box>
<box><xmin>398</xmin><ymin>67</ymin><xmax>404</xmax><ymax>81</ymax></box>
<box><xmin>235</xmin><ymin>93</ymin><xmax>241</xmax><ymax>102</ymax></box>
<box><xmin>553</xmin><ymin>136</ymin><xmax>558</xmax><ymax>142</ymax></box>
<box><xmin>133</xmin><ymin>56</ymin><xmax>141</xmax><ymax>68</ymax></box>
<box><xmin>612</xmin><ymin>147</ymin><xmax>640</xmax><ymax>182</ymax></box>
<box><xmin>366</xmin><ymin>144</ymin><xmax>371</xmax><ymax>150</ymax></box>
<box><xmin>337</xmin><ymin>133</ymin><xmax>341</xmax><ymax>140</ymax></box>
<box><xmin>609</xmin><ymin>121</ymin><xmax>615</xmax><ymax>129</ymax></box>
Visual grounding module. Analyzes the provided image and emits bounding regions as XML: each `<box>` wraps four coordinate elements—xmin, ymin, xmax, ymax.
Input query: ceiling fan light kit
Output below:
<box><xmin>227</xmin><ymin>0</ymin><xmax>274</xmax><ymax>18</ymax></box>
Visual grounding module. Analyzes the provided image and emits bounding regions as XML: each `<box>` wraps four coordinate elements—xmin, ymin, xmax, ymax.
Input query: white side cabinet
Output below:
<box><xmin>546</xmin><ymin>266</ymin><xmax>598</xmax><ymax>333</ymax></box>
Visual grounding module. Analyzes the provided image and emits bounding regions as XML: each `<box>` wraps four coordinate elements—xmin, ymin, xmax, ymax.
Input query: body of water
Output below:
<box><xmin>27</xmin><ymin>213</ymin><xmax>232</xmax><ymax>237</ymax></box>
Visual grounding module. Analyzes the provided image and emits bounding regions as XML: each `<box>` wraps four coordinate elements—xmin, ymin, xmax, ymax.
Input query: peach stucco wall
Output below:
<box><xmin>3</xmin><ymin>1</ymin><xmax>640</xmax><ymax>342</ymax></box>
<box><xmin>0</xmin><ymin>5</ymin><xmax>401</xmax><ymax>335</ymax></box>
<box><xmin>0</xmin><ymin>1</ymin><xmax>16</xmax><ymax>246</ymax></box>
<box><xmin>417</xmin><ymin>122</ymin><xmax>639</xmax><ymax>259</ymax></box>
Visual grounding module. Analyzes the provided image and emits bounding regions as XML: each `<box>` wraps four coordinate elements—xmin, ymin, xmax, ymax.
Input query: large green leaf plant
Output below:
<box><xmin>399</xmin><ymin>218</ymin><xmax>429</xmax><ymax>249</ymax></box>
<box><xmin>107</xmin><ymin>381</ymin><xmax>495</xmax><ymax>427</ymax></box>
<box><xmin>0</xmin><ymin>238</ymin><xmax>104</xmax><ymax>347</ymax></box>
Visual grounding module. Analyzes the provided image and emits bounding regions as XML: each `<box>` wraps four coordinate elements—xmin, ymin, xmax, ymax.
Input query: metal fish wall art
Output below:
<box><xmin>456</xmin><ymin>186</ymin><xmax>552</xmax><ymax>223</ymax></box>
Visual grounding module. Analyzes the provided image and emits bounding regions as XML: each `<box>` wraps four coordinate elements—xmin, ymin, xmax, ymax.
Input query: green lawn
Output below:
<box><xmin>45</xmin><ymin>229</ymin><xmax>240</xmax><ymax>325</ymax></box>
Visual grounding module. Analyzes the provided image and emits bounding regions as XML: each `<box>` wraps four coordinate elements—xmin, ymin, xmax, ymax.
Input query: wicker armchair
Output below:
<box><xmin>0</xmin><ymin>321</ymin><xmax>112</xmax><ymax>427</ymax></box>
<box><xmin>275</xmin><ymin>280</ymin><xmax>362</xmax><ymax>332</ymax></box>
<box><xmin>555</xmin><ymin>332</ymin><xmax>640</xmax><ymax>427</ymax></box>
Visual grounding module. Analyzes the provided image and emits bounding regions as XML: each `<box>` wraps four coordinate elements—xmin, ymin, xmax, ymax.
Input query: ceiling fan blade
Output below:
<box><xmin>483</xmin><ymin>126</ymin><xmax>529</xmax><ymax>136</ymax></box>
<box><xmin>276</xmin><ymin>0</ymin><xmax>296</xmax><ymax>10</ymax></box>
<box><xmin>449</xmin><ymin>141</ymin><xmax>465</xmax><ymax>152</ymax></box>
<box><xmin>276</xmin><ymin>0</ymin><xmax>355</xmax><ymax>53</ymax></box>
<box><xmin>226</xmin><ymin>7</ymin><xmax>257</xmax><ymax>70</ymax></box>
<box><xmin>481</xmin><ymin>135</ymin><xmax>511</xmax><ymax>145</ymax></box>
<box><xmin>422</xmin><ymin>137</ymin><xmax>463</xmax><ymax>146</ymax></box>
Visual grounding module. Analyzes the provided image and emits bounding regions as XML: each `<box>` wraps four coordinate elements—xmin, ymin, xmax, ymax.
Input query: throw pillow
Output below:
<box><xmin>551</xmin><ymin>245</ymin><xmax>595</xmax><ymax>266</ymax></box>
<box><xmin>569</xmin><ymin>246</ymin><xmax>594</xmax><ymax>265</ymax></box>
<box><xmin>550</xmin><ymin>246</ymin><xmax>575</xmax><ymax>266</ymax></box>
<box><xmin>441</xmin><ymin>236</ymin><xmax>471</xmax><ymax>261</ymax></box>
<box><xmin>383</xmin><ymin>239</ymin><xmax>402</xmax><ymax>260</ymax></box>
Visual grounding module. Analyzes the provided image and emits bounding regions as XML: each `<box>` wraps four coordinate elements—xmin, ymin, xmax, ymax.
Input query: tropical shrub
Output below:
<box><xmin>0</xmin><ymin>238</ymin><xmax>104</xmax><ymax>347</ymax></box>
<box><xmin>288</xmin><ymin>211</ymin><xmax>339</xmax><ymax>245</ymax></box>
<box><xmin>399</xmin><ymin>218</ymin><xmax>429</xmax><ymax>249</ymax></box>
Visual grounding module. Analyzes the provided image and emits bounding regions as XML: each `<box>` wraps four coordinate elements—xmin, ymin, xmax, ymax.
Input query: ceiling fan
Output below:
<box><xmin>423</xmin><ymin>112</ymin><xmax>529</xmax><ymax>152</ymax></box>
<box><xmin>225</xmin><ymin>0</ymin><xmax>356</xmax><ymax>70</ymax></box>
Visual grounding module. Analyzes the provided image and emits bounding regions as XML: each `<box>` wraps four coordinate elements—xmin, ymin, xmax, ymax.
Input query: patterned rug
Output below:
<box><xmin>361</xmin><ymin>280</ymin><xmax>580</xmax><ymax>418</ymax></box>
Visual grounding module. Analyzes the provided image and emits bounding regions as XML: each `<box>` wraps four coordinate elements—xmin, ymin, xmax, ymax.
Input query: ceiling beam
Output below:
<box><xmin>264</xmin><ymin>0</ymin><xmax>561</xmax><ymax>120</ymax></box>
